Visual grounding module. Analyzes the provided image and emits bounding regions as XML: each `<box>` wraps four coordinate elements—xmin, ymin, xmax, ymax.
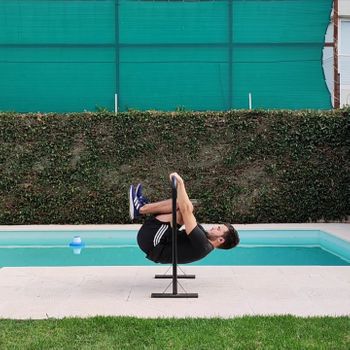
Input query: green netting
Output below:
<box><xmin>0</xmin><ymin>0</ymin><xmax>116</xmax><ymax>112</ymax></box>
<box><xmin>119</xmin><ymin>1</ymin><xmax>228</xmax><ymax>44</ymax></box>
<box><xmin>232</xmin><ymin>46</ymin><xmax>331</xmax><ymax>109</ymax></box>
<box><xmin>0</xmin><ymin>0</ymin><xmax>333</xmax><ymax>112</ymax></box>
<box><xmin>120</xmin><ymin>47</ymin><xmax>229</xmax><ymax>110</ymax></box>
<box><xmin>233</xmin><ymin>0</ymin><xmax>331</xmax><ymax>43</ymax></box>
<box><xmin>0</xmin><ymin>0</ymin><xmax>115</xmax><ymax>44</ymax></box>
<box><xmin>0</xmin><ymin>47</ymin><xmax>115</xmax><ymax>112</ymax></box>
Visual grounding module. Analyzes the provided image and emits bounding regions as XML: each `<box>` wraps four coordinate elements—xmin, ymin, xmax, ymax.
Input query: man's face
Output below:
<box><xmin>206</xmin><ymin>224</ymin><xmax>227</xmax><ymax>241</ymax></box>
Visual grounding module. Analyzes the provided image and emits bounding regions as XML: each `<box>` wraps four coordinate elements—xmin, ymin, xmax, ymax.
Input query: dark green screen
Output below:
<box><xmin>0</xmin><ymin>0</ymin><xmax>332</xmax><ymax>112</ymax></box>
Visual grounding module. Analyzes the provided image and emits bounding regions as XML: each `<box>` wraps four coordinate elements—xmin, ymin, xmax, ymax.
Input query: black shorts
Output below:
<box><xmin>137</xmin><ymin>216</ymin><xmax>172</xmax><ymax>262</ymax></box>
<box><xmin>138</xmin><ymin>217</ymin><xmax>214</xmax><ymax>264</ymax></box>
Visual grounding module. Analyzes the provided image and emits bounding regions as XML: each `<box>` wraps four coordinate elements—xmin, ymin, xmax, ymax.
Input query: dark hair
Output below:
<box><xmin>217</xmin><ymin>223</ymin><xmax>240</xmax><ymax>250</ymax></box>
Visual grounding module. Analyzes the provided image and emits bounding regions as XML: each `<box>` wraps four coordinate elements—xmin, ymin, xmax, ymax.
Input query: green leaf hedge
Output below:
<box><xmin>0</xmin><ymin>109</ymin><xmax>349</xmax><ymax>224</ymax></box>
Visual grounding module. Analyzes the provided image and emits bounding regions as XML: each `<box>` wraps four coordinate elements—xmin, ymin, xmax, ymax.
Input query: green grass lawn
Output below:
<box><xmin>0</xmin><ymin>316</ymin><xmax>349</xmax><ymax>349</ymax></box>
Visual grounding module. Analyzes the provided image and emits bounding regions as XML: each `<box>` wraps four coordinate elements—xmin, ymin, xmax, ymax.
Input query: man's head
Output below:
<box><xmin>206</xmin><ymin>224</ymin><xmax>240</xmax><ymax>249</ymax></box>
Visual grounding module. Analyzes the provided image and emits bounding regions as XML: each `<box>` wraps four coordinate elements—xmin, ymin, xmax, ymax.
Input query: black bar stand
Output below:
<box><xmin>151</xmin><ymin>177</ymin><xmax>198</xmax><ymax>298</ymax></box>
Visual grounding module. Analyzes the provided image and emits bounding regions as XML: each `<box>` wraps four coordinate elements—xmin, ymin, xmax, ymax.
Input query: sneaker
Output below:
<box><xmin>129</xmin><ymin>185</ymin><xmax>143</xmax><ymax>220</ymax></box>
<box><xmin>136</xmin><ymin>183</ymin><xmax>149</xmax><ymax>205</ymax></box>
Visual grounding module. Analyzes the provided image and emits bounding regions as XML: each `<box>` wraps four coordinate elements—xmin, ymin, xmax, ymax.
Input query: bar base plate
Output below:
<box><xmin>151</xmin><ymin>293</ymin><xmax>198</xmax><ymax>298</ymax></box>
<box><xmin>154</xmin><ymin>274</ymin><xmax>196</xmax><ymax>279</ymax></box>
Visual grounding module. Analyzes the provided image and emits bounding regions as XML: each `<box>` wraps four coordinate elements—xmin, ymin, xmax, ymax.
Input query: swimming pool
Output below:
<box><xmin>0</xmin><ymin>228</ymin><xmax>349</xmax><ymax>267</ymax></box>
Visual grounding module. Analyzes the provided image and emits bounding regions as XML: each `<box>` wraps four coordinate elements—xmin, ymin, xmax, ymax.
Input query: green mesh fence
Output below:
<box><xmin>0</xmin><ymin>0</ymin><xmax>332</xmax><ymax>112</ymax></box>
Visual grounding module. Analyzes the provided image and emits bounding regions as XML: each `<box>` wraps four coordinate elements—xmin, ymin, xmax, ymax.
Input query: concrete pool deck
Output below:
<box><xmin>0</xmin><ymin>223</ymin><xmax>349</xmax><ymax>319</ymax></box>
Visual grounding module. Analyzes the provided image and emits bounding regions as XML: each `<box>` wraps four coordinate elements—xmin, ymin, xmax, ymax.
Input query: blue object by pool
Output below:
<box><xmin>69</xmin><ymin>236</ymin><xmax>85</xmax><ymax>247</ymax></box>
<box><xmin>69</xmin><ymin>236</ymin><xmax>85</xmax><ymax>255</ymax></box>
<box><xmin>0</xmin><ymin>229</ymin><xmax>349</xmax><ymax>267</ymax></box>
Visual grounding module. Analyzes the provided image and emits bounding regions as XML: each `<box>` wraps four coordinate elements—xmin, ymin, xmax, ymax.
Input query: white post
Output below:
<box><xmin>114</xmin><ymin>94</ymin><xmax>118</xmax><ymax>114</ymax></box>
<box><xmin>248</xmin><ymin>92</ymin><xmax>252</xmax><ymax>110</ymax></box>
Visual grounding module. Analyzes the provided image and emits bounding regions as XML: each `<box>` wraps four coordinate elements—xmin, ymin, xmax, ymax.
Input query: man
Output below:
<box><xmin>129</xmin><ymin>172</ymin><xmax>240</xmax><ymax>264</ymax></box>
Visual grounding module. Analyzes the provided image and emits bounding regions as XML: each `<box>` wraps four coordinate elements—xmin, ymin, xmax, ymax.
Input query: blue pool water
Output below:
<box><xmin>0</xmin><ymin>229</ymin><xmax>349</xmax><ymax>267</ymax></box>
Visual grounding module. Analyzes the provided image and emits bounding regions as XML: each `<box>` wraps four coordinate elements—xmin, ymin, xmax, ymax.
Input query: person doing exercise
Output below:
<box><xmin>129</xmin><ymin>173</ymin><xmax>240</xmax><ymax>264</ymax></box>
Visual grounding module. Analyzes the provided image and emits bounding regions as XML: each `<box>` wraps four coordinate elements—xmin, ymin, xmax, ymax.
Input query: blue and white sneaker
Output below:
<box><xmin>136</xmin><ymin>183</ymin><xmax>149</xmax><ymax>205</ymax></box>
<box><xmin>129</xmin><ymin>185</ymin><xmax>144</xmax><ymax>220</ymax></box>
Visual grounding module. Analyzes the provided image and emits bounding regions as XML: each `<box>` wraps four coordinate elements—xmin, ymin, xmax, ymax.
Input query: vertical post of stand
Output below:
<box><xmin>333</xmin><ymin>0</ymin><xmax>340</xmax><ymax>108</ymax></box>
<box><xmin>171</xmin><ymin>177</ymin><xmax>178</xmax><ymax>294</ymax></box>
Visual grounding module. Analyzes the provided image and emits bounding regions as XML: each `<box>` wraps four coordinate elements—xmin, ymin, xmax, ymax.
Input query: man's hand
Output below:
<box><xmin>169</xmin><ymin>172</ymin><xmax>184</xmax><ymax>186</ymax></box>
<box><xmin>169</xmin><ymin>172</ymin><xmax>196</xmax><ymax>235</ymax></box>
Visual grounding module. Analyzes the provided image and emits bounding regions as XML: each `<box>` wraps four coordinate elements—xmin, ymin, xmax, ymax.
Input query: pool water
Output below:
<box><xmin>0</xmin><ymin>245</ymin><xmax>349</xmax><ymax>267</ymax></box>
<box><xmin>0</xmin><ymin>229</ymin><xmax>349</xmax><ymax>267</ymax></box>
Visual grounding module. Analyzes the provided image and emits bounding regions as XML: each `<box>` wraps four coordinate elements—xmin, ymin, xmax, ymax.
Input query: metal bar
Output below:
<box><xmin>0</xmin><ymin>42</ymin><xmax>322</xmax><ymax>49</ymax></box>
<box><xmin>154</xmin><ymin>274</ymin><xmax>196</xmax><ymax>279</ymax></box>
<box><xmin>228</xmin><ymin>0</ymin><xmax>233</xmax><ymax>110</ymax></box>
<box><xmin>171</xmin><ymin>176</ymin><xmax>178</xmax><ymax>295</ymax></box>
<box><xmin>114</xmin><ymin>94</ymin><xmax>118</xmax><ymax>114</ymax></box>
<box><xmin>333</xmin><ymin>0</ymin><xmax>340</xmax><ymax>108</ymax></box>
<box><xmin>118</xmin><ymin>42</ymin><xmax>322</xmax><ymax>48</ymax></box>
<box><xmin>0</xmin><ymin>44</ymin><xmax>115</xmax><ymax>48</ymax></box>
<box><xmin>151</xmin><ymin>293</ymin><xmax>198</xmax><ymax>298</ymax></box>
<box><xmin>115</xmin><ymin>0</ymin><xmax>120</xmax><ymax>107</ymax></box>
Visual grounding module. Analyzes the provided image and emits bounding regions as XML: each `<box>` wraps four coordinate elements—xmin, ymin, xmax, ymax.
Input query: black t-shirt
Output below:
<box><xmin>156</xmin><ymin>224</ymin><xmax>214</xmax><ymax>264</ymax></box>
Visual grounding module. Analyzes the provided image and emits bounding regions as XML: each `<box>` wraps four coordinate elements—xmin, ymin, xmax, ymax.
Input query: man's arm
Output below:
<box><xmin>169</xmin><ymin>173</ymin><xmax>197</xmax><ymax>235</ymax></box>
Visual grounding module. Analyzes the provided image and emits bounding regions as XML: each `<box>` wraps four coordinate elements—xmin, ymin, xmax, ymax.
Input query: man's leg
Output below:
<box><xmin>139</xmin><ymin>199</ymin><xmax>175</xmax><ymax>215</ymax></box>
<box><xmin>130</xmin><ymin>183</ymin><xmax>197</xmax><ymax>221</ymax></box>
<box><xmin>139</xmin><ymin>199</ymin><xmax>184</xmax><ymax>226</ymax></box>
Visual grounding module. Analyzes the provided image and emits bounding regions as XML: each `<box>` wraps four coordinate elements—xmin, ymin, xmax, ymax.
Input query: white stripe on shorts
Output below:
<box><xmin>153</xmin><ymin>224</ymin><xmax>168</xmax><ymax>247</ymax></box>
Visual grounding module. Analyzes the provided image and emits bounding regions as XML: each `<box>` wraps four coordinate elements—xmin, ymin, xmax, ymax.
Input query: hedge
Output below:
<box><xmin>0</xmin><ymin>109</ymin><xmax>349</xmax><ymax>224</ymax></box>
